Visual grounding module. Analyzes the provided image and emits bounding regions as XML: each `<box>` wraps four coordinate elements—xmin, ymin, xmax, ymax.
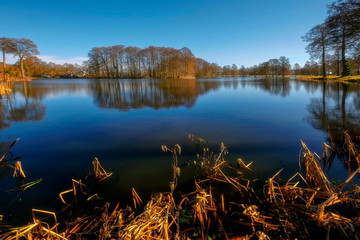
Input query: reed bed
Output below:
<box><xmin>0</xmin><ymin>73</ymin><xmax>31</xmax><ymax>82</ymax></box>
<box><xmin>0</xmin><ymin>133</ymin><xmax>359</xmax><ymax>239</ymax></box>
<box><xmin>0</xmin><ymin>83</ymin><xmax>11</xmax><ymax>95</ymax></box>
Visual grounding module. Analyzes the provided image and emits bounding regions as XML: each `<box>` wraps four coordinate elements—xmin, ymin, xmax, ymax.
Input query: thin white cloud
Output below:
<box><xmin>38</xmin><ymin>55</ymin><xmax>88</xmax><ymax>65</ymax></box>
<box><xmin>5</xmin><ymin>55</ymin><xmax>19</xmax><ymax>64</ymax></box>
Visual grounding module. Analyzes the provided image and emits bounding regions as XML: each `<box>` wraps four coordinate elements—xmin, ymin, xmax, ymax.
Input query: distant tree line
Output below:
<box><xmin>3</xmin><ymin>1</ymin><xmax>360</xmax><ymax>82</ymax></box>
<box><xmin>22</xmin><ymin>57</ymin><xmax>85</xmax><ymax>78</ymax></box>
<box><xmin>302</xmin><ymin>0</ymin><xmax>360</xmax><ymax>77</ymax></box>
<box><xmin>0</xmin><ymin>37</ymin><xmax>86</xmax><ymax>79</ymax></box>
<box><xmin>87</xmin><ymin>45</ymin><xmax>233</xmax><ymax>79</ymax></box>
<box><xmin>240</xmin><ymin>57</ymin><xmax>360</xmax><ymax>77</ymax></box>
<box><xmin>239</xmin><ymin>56</ymin><xmax>292</xmax><ymax>77</ymax></box>
<box><xmin>87</xmin><ymin>46</ymin><xmax>198</xmax><ymax>78</ymax></box>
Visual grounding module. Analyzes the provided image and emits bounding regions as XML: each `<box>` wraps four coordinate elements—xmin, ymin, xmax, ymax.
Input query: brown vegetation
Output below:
<box><xmin>88</xmin><ymin>45</ymin><xmax>202</xmax><ymax>79</ymax></box>
<box><xmin>0</xmin><ymin>37</ymin><xmax>39</xmax><ymax>79</ymax></box>
<box><xmin>0</xmin><ymin>132</ymin><xmax>359</xmax><ymax>239</ymax></box>
<box><xmin>297</xmin><ymin>75</ymin><xmax>360</xmax><ymax>83</ymax></box>
<box><xmin>0</xmin><ymin>83</ymin><xmax>11</xmax><ymax>95</ymax></box>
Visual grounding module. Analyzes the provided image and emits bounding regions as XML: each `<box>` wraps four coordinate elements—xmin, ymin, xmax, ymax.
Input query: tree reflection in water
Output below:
<box><xmin>1</xmin><ymin>78</ymin><xmax>359</xmax><ymax>174</ymax></box>
<box><xmin>90</xmin><ymin>78</ymin><xmax>225</xmax><ymax>110</ymax></box>
<box><xmin>306</xmin><ymin>81</ymin><xmax>360</xmax><ymax>172</ymax></box>
<box><xmin>0</xmin><ymin>82</ymin><xmax>45</xmax><ymax>130</ymax></box>
<box><xmin>1</xmin><ymin>77</ymin><xmax>360</xmax><ymax>225</ymax></box>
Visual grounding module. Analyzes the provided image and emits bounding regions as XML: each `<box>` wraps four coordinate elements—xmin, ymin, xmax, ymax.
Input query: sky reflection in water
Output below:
<box><xmin>0</xmin><ymin>77</ymin><xmax>359</xmax><ymax>223</ymax></box>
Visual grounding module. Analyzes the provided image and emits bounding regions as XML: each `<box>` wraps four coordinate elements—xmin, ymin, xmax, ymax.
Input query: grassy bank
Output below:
<box><xmin>0</xmin><ymin>73</ymin><xmax>32</xmax><ymax>82</ymax></box>
<box><xmin>0</xmin><ymin>134</ymin><xmax>359</xmax><ymax>239</ymax></box>
<box><xmin>243</xmin><ymin>75</ymin><xmax>360</xmax><ymax>83</ymax></box>
<box><xmin>297</xmin><ymin>75</ymin><xmax>360</xmax><ymax>83</ymax></box>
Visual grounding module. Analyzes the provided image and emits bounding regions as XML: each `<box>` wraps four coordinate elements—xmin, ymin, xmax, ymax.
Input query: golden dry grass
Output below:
<box><xmin>297</xmin><ymin>75</ymin><xmax>360</xmax><ymax>83</ymax></box>
<box><xmin>0</xmin><ymin>133</ymin><xmax>359</xmax><ymax>239</ymax></box>
<box><xmin>0</xmin><ymin>83</ymin><xmax>11</xmax><ymax>95</ymax></box>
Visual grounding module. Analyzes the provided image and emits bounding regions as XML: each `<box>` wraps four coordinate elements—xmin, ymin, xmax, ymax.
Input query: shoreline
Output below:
<box><xmin>0</xmin><ymin>74</ymin><xmax>32</xmax><ymax>82</ymax></box>
<box><xmin>296</xmin><ymin>75</ymin><xmax>360</xmax><ymax>83</ymax></box>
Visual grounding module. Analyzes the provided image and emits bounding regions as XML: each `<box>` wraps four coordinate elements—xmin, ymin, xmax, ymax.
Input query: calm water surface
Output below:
<box><xmin>0</xmin><ymin>77</ymin><xmax>359</xmax><ymax>223</ymax></box>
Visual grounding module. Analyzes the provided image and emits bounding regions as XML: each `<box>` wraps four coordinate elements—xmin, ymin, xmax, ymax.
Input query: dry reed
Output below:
<box><xmin>0</xmin><ymin>133</ymin><xmax>359</xmax><ymax>239</ymax></box>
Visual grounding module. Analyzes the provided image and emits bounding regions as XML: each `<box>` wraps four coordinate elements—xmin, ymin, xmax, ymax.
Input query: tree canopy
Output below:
<box><xmin>0</xmin><ymin>37</ymin><xmax>39</xmax><ymax>79</ymax></box>
<box><xmin>303</xmin><ymin>0</ymin><xmax>360</xmax><ymax>76</ymax></box>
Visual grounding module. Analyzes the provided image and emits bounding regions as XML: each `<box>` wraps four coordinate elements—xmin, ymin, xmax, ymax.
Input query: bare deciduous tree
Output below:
<box><xmin>326</xmin><ymin>0</ymin><xmax>360</xmax><ymax>75</ymax></box>
<box><xmin>13</xmin><ymin>38</ymin><xmax>39</xmax><ymax>78</ymax></box>
<box><xmin>0</xmin><ymin>37</ymin><xmax>16</xmax><ymax>76</ymax></box>
<box><xmin>303</xmin><ymin>24</ymin><xmax>330</xmax><ymax>78</ymax></box>
<box><xmin>87</xmin><ymin>45</ymin><xmax>200</xmax><ymax>79</ymax></box>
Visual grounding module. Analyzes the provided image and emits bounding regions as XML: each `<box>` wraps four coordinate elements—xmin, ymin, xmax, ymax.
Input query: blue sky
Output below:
<box><xmin>1</xmin><ymin>0</ymin><xmax>333</xmax><ymax>67</ymax></box>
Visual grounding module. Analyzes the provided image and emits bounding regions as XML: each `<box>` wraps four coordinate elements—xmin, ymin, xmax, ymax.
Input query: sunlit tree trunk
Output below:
<box><xmin>2</xmin><ymin>51</ymin><xmax>5</xmax><ymax>81</ymax></box>
<box><xmin>2</xmin><ymin>51</ymin><xmax>5</xmax><ymax>72</ymax></box>
<box><xmin>20</xmin><ymin>58</ymin><xmax>25</xmax><ymax>78</ymax></box>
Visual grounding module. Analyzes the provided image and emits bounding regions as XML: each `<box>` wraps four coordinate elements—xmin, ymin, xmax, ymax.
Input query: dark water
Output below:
<box><xmin>0</xmin><ymin>77</ymin><xmax>359</xmax><ymax>223</ymax></box>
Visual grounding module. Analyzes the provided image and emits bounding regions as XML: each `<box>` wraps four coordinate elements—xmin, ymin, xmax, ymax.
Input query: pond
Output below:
<box><xmin>0</xmin><ymin>77</ymin><xmax>359</xmax><ymax>224</ymax></box>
